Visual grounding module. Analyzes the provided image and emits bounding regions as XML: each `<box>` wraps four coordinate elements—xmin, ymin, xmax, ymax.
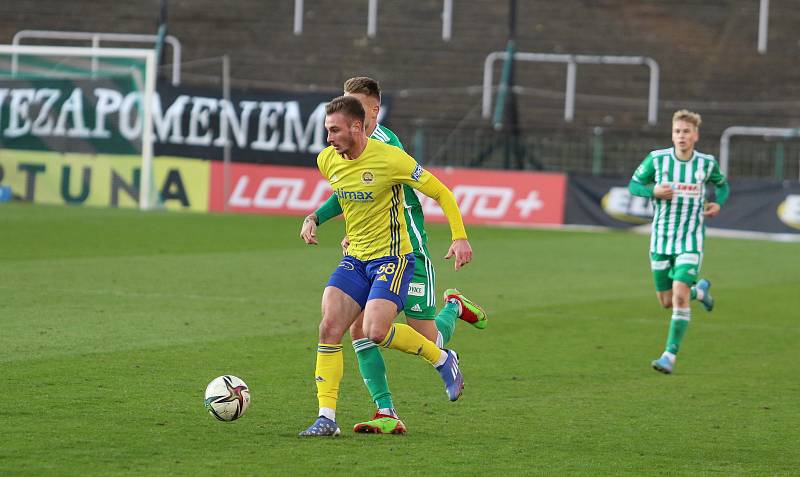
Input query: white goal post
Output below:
<box><xmin>0</xmin><ymin>44</ymin><xmax>158</xmax><ymax>210</ymax></box>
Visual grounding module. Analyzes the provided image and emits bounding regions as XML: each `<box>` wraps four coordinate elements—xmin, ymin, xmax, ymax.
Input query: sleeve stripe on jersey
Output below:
<box><xmin>389</xmin><ymin>184</ymin><xmax>402</xmax><ymax>256</ymax></box>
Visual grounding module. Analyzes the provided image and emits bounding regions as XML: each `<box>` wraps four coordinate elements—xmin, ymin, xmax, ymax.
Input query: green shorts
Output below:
<box><xmin>650</xmin><ymin>252</ymin><xmax>703</xmax><ymax>291</ymax></box>
<box><xmin>403</xmin><ymin>247</ymin><xmax>437</xmax><ymax>320</ymax></box>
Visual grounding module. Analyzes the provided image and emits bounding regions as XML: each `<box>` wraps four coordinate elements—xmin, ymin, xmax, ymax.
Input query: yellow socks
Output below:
<box><xmin>379</xmin><ymin>323</ymin><xmax>443</xmax><ymax>365</ymax></box>
<box><xmin>315</xmin><ymin>344</ymin><xmax>343</xmax><ymax>410</ymax></box>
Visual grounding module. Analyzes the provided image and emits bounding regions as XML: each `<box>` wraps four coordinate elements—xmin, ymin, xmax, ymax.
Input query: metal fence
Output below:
<box><xmin>403</xmin><ymin>127</ymin><xmax>800</xmax><ymax>181</ymax></box>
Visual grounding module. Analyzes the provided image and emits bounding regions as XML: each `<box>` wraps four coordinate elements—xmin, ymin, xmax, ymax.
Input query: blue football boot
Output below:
<box><xmin>695</xmin><ymin>279</ymin><xmax>714</xmax><ymax>312</ymax></box>
<box><xmin>298</xmin><ymin>416</ymin><xmax>341</xmax><ymax>437</ymax></box>
<box><xmin>651</xmin><ymin>355</ymin><xmax>674</xmax><ymax>374</ymax></box>
<box><xmin>436</xmin><ymin>349</ymin><xmax>464</xmax><ymax>401</ymax></box>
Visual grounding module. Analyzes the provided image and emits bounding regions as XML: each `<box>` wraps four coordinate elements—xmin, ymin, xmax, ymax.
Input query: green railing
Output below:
<box><xmin>404</xmin><ymin>127</ymin><xmax>800</xmax><ymax>180</ymax></box>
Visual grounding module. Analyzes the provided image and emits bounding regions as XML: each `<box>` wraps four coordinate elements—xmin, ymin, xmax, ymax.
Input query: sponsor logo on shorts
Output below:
<box><xmin>407</xmin><ymin>282</ymin><xmax>426</xmax><ymax>296</ymax></box>
<box><xmin>651</xmin><ymin>260</ymin><xmax>670</xmax><ymax>270</ymax></box>
<box><xmin>676</xmin><ymin>253</ymin><xmax>700</xmax><ymax>265</ymax></box>
<box><xmin>377</xmin><ymin>274</ymin><xmax>388</xmax><ymax>282</ymax></box>
<box><xmin>338</xmin><ymin>261</ymin><xmax>355</xmax><ymax>270</ymax></box>
<box><xmin>410</xmin><ymin>304</ymin><xmax>422</xmax><ymax>312</ymax></box>
<box><xmin>688</xmin><ymin>268</ymin><xmax>697</xmax><ymax>275</ymax></box>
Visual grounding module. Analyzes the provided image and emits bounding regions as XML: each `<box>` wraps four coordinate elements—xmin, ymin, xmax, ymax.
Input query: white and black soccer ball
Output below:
<box><xmin>204</xmin><ymin>375</ymin><xmax>250</xmax><ymax>422</ymax></box>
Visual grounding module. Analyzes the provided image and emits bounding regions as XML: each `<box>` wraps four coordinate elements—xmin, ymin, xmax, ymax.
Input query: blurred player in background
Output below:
<box><xmin>628</xmin><ymin>109</ymin><xmax>729</xmax><ymax>374</ymax></box>
<box><xmin>298</xmin><ymin>96</ymin><xmax>473</xmax><ymax>436</ymax></box>
<box><xmin>301</xmin><ymin>77</ymin><xmax>486</xmax><ymax>434</ymax></box>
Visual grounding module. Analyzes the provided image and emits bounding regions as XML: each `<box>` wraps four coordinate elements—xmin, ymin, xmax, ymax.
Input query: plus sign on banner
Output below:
<box><xmin>417</xmin><ymin>167</ymin><xmax>566</xmax><ymax>226</ymax></box>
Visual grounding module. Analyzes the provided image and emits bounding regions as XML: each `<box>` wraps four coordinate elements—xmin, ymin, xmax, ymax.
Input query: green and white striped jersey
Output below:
<box><xmin>371</xmin><ymin>124</ymin><xmax>429</xmax><ymax>251</ymax></box>
<box><xmin>632</xmin><ymin>147</ymin><xmax>727</xmax><ymax>254</ymax></box>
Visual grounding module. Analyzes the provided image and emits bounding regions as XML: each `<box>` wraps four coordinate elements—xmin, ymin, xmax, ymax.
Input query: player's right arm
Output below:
<box><xmin>628</xmin><ymin>153</ymin><xmax>672</xmax><ymax>199</ymax></box>
<box><xmin>301</xmin><ymin>150</ymin><xmax>340</xmax><ymax>245</ymax></box>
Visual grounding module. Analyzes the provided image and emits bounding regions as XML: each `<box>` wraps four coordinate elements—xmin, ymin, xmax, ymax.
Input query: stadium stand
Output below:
<box><xmin>2</xmin><ymin>0</ymin><xmax>799</xmax><ymax>175</ymax></box>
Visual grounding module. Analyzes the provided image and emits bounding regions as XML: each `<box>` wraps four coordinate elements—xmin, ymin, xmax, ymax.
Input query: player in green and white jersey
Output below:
<box><xmin>300</xmin><ymin>77</ymin><xmax>487</xmax><ymax>433</ymax></box>
<box><xmin>629</xmin><ymin>109</ymin><xmax>729</xmax><ymax>374</ymax></box>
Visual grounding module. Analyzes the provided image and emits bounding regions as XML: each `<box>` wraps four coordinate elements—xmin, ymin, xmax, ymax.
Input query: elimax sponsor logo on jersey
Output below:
<box><xmin>777</xmin><ymin>194</ymin><xmax>800</xmax><ymax>229</ymax></box>
<box><xmin>334</xmin><ymin>188</ymin><xmax>374</xmax><ymax>202</ymax></box>
<box><xmin>601</xmin><ymin>187</ymin><xmax>653</xmax><ymax>223</ymax></box>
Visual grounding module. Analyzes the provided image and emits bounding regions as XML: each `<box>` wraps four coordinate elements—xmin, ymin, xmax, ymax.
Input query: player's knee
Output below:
<box><xmin>660</xmin><ymin>299</ymin><xmax>672</xmax><ymax>308</ymax></box>
<box><xmin>673</xmin><ymin>296</ymin><xmax>689</xmax><ymax>308</ymax></box>
<box><xmin>363</xmin><ymin>321</ymin><xmax>390</xmax><ymax>344</ymax></box>
<box><xmin>350</xmin><ymin>321</ymin><xmax>366</xmax><ymax>340</ymax></box>
<box><xmin>318</xmin><ymin>317</ymin><xmax>343</xmax><ymax>343</ymax></box>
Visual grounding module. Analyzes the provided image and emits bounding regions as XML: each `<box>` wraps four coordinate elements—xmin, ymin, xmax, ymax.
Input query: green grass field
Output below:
<box><xmin>2</xmin><ymin>203</ymin><xmax>798</xmax><ymax>476</ymax></box>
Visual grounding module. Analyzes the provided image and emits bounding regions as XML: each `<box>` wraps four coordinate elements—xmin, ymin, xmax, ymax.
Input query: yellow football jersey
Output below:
<box><xmin>317</xmin><ymin>138</ymin><xmax>465</xmax><ymax>261</ymax></box>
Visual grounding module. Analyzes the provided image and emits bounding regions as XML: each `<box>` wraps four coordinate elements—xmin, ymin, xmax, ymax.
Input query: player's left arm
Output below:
<box><xmin>704</xmin><ymin>160</ymin><xmax>729</xmax><ymax>217</ymax></box>
<box><xmin>394</xmin><ymin>154</ymin><xmax>471</xmax><ymax>270</ymax></box>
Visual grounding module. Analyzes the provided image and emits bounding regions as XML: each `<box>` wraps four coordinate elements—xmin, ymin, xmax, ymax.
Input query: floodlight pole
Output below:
<box><xmin>758</xmin><ymin>0</ymin><xmax>769</xmax><ymax>54</ymax></box>
<box><xmin>367</xmin><ymin>0</ymin><xmax>378</xmax><ymax>38</ymax></box>
<box><xmin>442</xmin><ymin>0</ymin><xmax>453</xmax><ymax>41</ymax></box>
<box><xmin>294</xmin><ymin>0</ymin><xmax>304</xmax><ymax>35</ymax></box>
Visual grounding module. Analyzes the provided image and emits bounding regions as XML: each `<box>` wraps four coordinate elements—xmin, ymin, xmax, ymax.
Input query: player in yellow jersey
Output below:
<box><xmin>298</xmin><ymin>96</ymin><xmax>473</xmax><ymax>436</ymax></box>
<box><xmin>301</xmin><ymin>76</ymin><xmax>486</xmax><ymax>435</ymax></box>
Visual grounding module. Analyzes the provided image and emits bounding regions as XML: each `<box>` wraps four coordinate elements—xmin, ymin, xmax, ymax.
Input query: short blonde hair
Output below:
<box><xmin>344</xmin><ymin>77</ymin><xmax>381</xmax><ymax>101</ymax></box>
<box><xmin>672</xmin><ymin>109</ymin><xmax>702</xmax><ymax>129</ymax></box>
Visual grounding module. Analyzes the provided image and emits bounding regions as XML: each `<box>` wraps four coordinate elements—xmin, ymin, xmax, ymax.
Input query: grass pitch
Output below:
<box><xmin>1</xmin><ymin>203</ymin><xmax>798</xmax><ymax>476</ymax></box>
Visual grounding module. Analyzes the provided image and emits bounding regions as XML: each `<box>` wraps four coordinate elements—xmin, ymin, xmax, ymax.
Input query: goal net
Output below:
<box><xmin>0</xmin><ymin>45</ymin><xmax>157</xmax><ymax>209</ymax></box>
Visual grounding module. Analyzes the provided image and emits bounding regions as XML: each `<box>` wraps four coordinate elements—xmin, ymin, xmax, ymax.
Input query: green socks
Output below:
<box><xmin>353</xmin><ymin>338</ymin><xmax>393</xmax><ymax>410</ymax></box>
<box><xmin>665</xmin><ymin>308</ymin><xmax>691</xmax><ymax>354</ymax></box>
<box><xmin>353</xmin><ymin>300</ymin><xmax>460</xmax><ymax>410</ymax></box>
<box><xmin>434</xmin><ymin>300</ymin><xmax>460</xmax><ymax>346</ymax></box>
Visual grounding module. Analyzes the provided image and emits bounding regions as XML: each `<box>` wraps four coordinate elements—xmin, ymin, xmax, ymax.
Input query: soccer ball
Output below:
<box><xmin>204</xmin><ymin>375</ymin><xmax>251</xmax><ymax>422</ymax></box>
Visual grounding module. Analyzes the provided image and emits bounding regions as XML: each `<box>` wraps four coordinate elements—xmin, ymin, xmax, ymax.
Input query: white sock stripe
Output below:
<box><xmin>672</xmin><ymin>308</ymin><xmax>691</xmax><ymax>321</ymax></box>
<box><xmin>352</xmin><ymin>338</ymin><xmax>377</xmax><ymax>352</ymax></box>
